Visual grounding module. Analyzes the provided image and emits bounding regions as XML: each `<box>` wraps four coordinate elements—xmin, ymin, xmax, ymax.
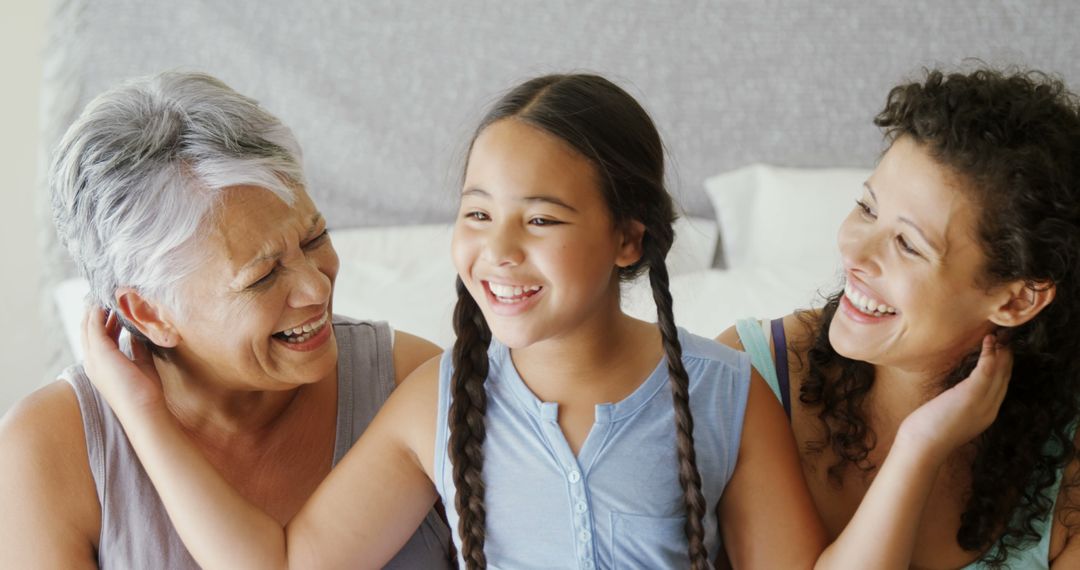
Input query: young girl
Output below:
<box><xmin>83</xmin><ymin>73</ymin><xmax>1009</xmax><ymax>568</ymax></box>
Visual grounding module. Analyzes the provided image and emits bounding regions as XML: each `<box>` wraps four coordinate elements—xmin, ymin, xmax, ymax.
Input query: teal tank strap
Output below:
<box><xmin>734</xmin><ymin>318</ymin><xmax>783</xmax><ymax>404</ymax></box>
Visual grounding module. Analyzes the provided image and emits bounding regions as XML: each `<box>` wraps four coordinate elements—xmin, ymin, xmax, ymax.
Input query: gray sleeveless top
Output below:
<box><xmin>63</xmin><ymin>316</ymin><xmax>452</xmax><ymax>569</ymax></box>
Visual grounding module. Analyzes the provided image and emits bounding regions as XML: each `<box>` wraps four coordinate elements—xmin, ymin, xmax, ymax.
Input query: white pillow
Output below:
<box><xmin>55</xmin><ymin>277</ymin><xmax>90</xmax><ymax>360</ymax></box>
<box><xmin>667</xmin><ymin>216</ymin><xmax>718</xmax><ymax>277</ymax></box>
<box><xmin>329</xmin><ymin>224</ymin><xmax>458</xmax><ymax>346</ymax></box>
<box><xmin>704</xmin><ymin>164</ymin><xmax>871</xmax><ymax>272</ymax></box>
<box><xmin>621</xmin><ymin>264</ymin><xmax>843</xmax><ymax>338</ymax></box>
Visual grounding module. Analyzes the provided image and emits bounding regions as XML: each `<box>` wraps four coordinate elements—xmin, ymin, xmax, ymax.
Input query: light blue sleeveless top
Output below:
<box><xmin>736</xmin><ymin>317</ymin><xmax>1068</xmax><ymax>570</ymax></box>
<box><xmin>433</xmin><ymin>328</ymin><xmax>751</xmax><ymax>569</ymax></box>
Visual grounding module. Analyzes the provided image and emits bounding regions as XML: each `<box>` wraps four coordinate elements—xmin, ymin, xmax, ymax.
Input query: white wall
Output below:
<box><xmin>0</xmin><ymin>4</ymin><xmax>49</xmax><ymax>415</ymax></box>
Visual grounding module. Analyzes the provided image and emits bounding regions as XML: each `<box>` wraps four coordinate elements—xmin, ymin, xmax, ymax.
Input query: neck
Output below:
<box><xmin>153</xmin><ymin>356</ymin><xmax>325</xmax><ymax>439</ymax></box>
<box><xmin>510</xmin><ymin>296</ymin><xmax>661</xmax><ymax>402</ymax></box>
<box><xmin>868</xmin><ymin>365</ymin><xmax>938</xmax><ymax>421</ymax></box>
<box><xmin>868</xmin><ymin>344</ymin><xmax>976</xmax><ymax>426</ymax></box>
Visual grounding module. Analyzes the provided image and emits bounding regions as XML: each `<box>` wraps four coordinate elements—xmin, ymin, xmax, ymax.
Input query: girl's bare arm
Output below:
<box><xmin>82</xmin><ymin>307</ymin><xmax>442</xmax><ymax>569</ymax></box>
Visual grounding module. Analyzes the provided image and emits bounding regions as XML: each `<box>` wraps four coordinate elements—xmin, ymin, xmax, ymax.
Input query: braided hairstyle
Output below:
<box><xmin>448</xmin><ymin>74</ymin><xmax>708</xmax><ymax>569</ymax></box>
<box><xmin>800</xmin><ymin>68</ymin><xmax>1080</xmax><ymax>566</ymax></box>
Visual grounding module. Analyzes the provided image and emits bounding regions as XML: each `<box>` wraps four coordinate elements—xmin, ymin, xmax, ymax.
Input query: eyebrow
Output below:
<box><xmin>462</xmin><ymin>187</ymin><xmax>579</xmax><ymax>213</ymax></box>
<box><xmin>864</xmin><ymin>183</ymin><xmax>944</xmax><ymax>255</ymax></box>
<box><xmin>240</xmin><ymin>213</ymin><xmax>325</xmax><ymax>273</ymax></box>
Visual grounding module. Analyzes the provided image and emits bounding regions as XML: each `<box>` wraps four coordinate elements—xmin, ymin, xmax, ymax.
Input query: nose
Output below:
<box><xmin>482</xmin><ymin>221</ymin><xmax>524</xmax><ymax>267</ymax></box>
<box><xmin>287</xmin><ymin>255</ymin><xmax>333</xmax><ymax>309</ymax></box>
<box><xmin>837</xmin><ymin>212</ymin><xmax>884</xmax><ymax>278</ymax></box>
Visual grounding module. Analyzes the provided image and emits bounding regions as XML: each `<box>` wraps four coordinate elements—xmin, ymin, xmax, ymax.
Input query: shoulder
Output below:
<box><xmin>681</xmin><ymin>327</ymin><xmax>747</xmax><ymax>368</ymax></box>
<box><xmin>714</xmin><ymin>322</ymin><xmax>745</xmax><ymax>352</ymax></box>
<box><xmin>331</xmin><ymin>316</ymin><xmax>441</xmax><ymax>386</ymax></box>
<box><xmin>715</xmin><ymin>312</ymin><xmax>819</xmax><ymax>353</ymax></box>
<box><xmin>0</xmin><ymin>379</ymin><xmax>95</xmax><ymax>485</ymax></box>
<box><xmin>780</xmin><ymin>310</ymin><xmax>820</xmax><ymax>352</ymax></box>
<box><xmin>679</xmin><ymin>330</ymin><xmax>752</xmax><ymax>407</ymax></box>
<box><xmin>379</xmin><ymin>355</ymin><xmax>444</xmax><ymax>428</ymax></box>
<box><xmin>1048</xmin><ymin>425</ymin><xmax>1080</xmax><ymax>564</ymax></box>
<box><xmin>780</xmin><ymin>309</ymin><xmax>821</xmax><ymax>383</ymax></box>
<box><xmin>391</xmin><ymin>330</ymin><xmax>442</xmax><ymax>386</ymax></box>
<box><xmin>0</xmin><ymin>379</ymin><xmax>100</xmax><ymax>558</ymax></box>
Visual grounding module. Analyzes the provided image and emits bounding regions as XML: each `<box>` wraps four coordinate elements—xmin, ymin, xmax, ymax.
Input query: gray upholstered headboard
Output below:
<box><xmin>38</xmin><ymin>0</ymin><xmax>1080</xmax><ymax>372</ymax></box>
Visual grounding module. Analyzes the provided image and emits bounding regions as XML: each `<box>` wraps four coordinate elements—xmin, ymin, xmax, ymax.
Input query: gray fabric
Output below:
<box><xmin>62</xmin><ymin>317</ymin><xmax>451</xmax><ymax>569</ymax></box>
<box><xmin>37</xmin><ymin>0</ymin><xmax>1080</xmax><ymax>372</ymax></box>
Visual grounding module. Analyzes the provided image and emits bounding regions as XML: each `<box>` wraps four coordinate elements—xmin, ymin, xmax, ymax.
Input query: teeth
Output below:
<box><xmin>844</xmin><ymin>283</ymin><xmax>896</xmax><ymax>316</ymax></box>
<box><xmin>489</xmin><ymin>282</ymin><xmax>541</xmax><ymax>299</ymax></box>
<box><xmin>279</xmin><ymin>312</ymin><xmax>329</xmax><ymax>339</ymax></box>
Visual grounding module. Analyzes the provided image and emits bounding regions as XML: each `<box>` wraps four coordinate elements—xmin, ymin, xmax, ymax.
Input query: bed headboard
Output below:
<box><xmin>37</xmin><ymin>0</ymin><xmax>1080</xmax><ymax>372</ymax></box>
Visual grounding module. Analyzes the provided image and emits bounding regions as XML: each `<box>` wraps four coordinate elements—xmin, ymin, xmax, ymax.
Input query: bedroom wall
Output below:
<box><xmin>0</xmin><ymin>4</ymin><xmax>49</xmax><ymax>415</ymax></box>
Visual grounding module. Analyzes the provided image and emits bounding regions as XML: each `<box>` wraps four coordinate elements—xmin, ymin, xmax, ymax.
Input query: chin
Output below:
<box><xmin>480</xmin><ymin>320</ymin><xmax>543</xmax><ymax>351</ymax></box>
<box><xmin>486</xmin><ymin>328</ymin><xmax>531</xmax><ymax>351</ymax></box>
<box><xmin>291</xmin><ymin>343</ymin><xmax>339</xmax><ymax>385</ymax></box>
<box><xmin>827</xmin><ymin>316</ymin><xmax>869</xmax><ymax>362</ymax></box>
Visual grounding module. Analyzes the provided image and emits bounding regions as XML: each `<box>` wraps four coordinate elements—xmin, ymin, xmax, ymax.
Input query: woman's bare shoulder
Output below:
<box><xmin>0</xmin><ymin>380</ymin><xmax>101</xmax><ymax>564</ymax></box>
<box><xmin>0</xmin><ymin>380</ymin><xmax>92</xmax><ymax>465</ymax></box>
<box><xmin>713</xmin><ymin>310</ymin><xmax>820</xmax><ymax>353</ymax></box>
<box><xmin>780</xmin><ymin>310</ymin><xmax>821</xmax><ymax>383</ymax></box>
<box><xmin>391</xmin><ymin>330</ymin><xmax>443</xmax><ymax>386</ymax></box>
<box><xmin>782</xmin><ymin>310</ymin><xmax>820</xmax><ymax>346</ymax></box>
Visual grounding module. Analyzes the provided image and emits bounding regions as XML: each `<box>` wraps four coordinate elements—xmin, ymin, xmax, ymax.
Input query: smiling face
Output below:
<box><xmin>165</xmin><ymin>185</ymin><xmax>340</xmax><ymax>390</ymax></box>
<box><xmin>452</xmin><ymin>118</ymin><xmax>639</xmax><ymax>350</ymax></box>
<box><xmin>829</xmin><ymin>136</ymin><xmax>1012</xmax><ymax>374</ymax></box>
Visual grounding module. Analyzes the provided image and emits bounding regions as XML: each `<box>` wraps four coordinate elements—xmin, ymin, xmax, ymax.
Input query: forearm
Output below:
<box><xmin>119</xmin><ymin>403</ymin><xmax>293</xmax><ymax>570</ymax></box>
<box><xmin>815</xmin><ymin>434</ymin><xmax>944</xmax><ymax>570</ymax></box>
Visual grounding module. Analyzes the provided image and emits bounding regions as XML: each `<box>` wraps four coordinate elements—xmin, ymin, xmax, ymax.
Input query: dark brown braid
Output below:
<box><xmin>448</xmin><ymin>277</ymin><xmax>492</xmax><ymax>569</ymax></box>
<box><xmin>452</xmin><ymin>73</ymin><xmax>708</xmax><ymax>567</ymax></box>
<box><xmin>645</xmin><ymin>241</ymin><xmax>709</xmax><ymax>569</ymax></box>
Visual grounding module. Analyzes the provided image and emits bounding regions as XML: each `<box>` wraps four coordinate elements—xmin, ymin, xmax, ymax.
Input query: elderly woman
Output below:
<box><xmin>0</xmin><ymin>72</ymin><xmax>452</xmax><ymax>568</ymax></box>
<box><xmin>719</xmin><ymin>68</ymin><xmax>1080</xmax><ymax>567</ymax></box>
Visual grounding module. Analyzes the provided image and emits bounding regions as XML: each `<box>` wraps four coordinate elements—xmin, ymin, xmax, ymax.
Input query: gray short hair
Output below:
<box><xmin>51</xmin><ymin>71</ymin><xmax>304</xmax><ymax>312</ymax></box>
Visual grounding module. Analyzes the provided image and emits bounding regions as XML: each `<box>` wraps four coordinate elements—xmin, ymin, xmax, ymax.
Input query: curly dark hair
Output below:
<box><xmin>447</xmin><ymin>74</ymin><xmax>708</xmax><ymax>569</ymax></box>
<box><xmin>800</xmin><ymin>68</ymin><xmax>1080</xmax><ymax>566</ymax></box>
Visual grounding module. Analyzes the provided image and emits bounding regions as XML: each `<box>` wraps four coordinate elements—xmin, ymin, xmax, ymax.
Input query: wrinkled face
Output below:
<box><xmin>168</xmin><ymin>185</ymin><xmax>339</xmax><ymax>389</ymax></box>
<box><xmin>452</xmin><ymin>119</ymin><xmax>629</xmax><ymax>349</ymax></box>
<box><xmin>829</xmin><ymin>136</ymin><xmax>1003</xmax><ymax>374</ymax></box>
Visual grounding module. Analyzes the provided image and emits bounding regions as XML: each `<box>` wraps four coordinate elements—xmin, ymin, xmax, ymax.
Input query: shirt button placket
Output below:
<box><xmin>567</xmin><ymin>468</ymin><xmax>594</xmax><ymax>569</ymax></box>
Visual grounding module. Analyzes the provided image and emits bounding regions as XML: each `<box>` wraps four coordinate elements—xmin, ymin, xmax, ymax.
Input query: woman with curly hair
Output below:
<box><xmin>719</xmin><ymin>67</ymin><xmax>1080</xmax><ymax>568</ymax></box>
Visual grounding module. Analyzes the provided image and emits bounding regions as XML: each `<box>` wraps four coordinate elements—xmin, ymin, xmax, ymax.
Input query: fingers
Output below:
<box><xmin>80</xmin><ymin>307</ymin><xmax>91</xmax><ymax>360</ymax></box>
<box><xmin>129</xmin><ymin>334</ymin><xmax>158</xmax><ymax>378</ymax></box>
<box><xmin>81</xmin><ymin>305</ymin><xmax>107</xmax><ymax>360</ymax></box>
<box><xmin>974</xmin><ymin>333</ymin><xmax>1012</xmax><ymax>410</ymax></box>
<box><xmin>105</xmin><ymin>309</ymin><xmax>122</xmax><ymax>342</ymax></box>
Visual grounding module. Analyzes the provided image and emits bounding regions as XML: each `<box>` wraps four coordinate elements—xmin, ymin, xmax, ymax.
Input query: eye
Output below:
<box><xmin>855</xmin><ymin>199</ymin><xmax>877</xmax><ymax>219</ymax></box>
<box><xmin>896</xmin><ymin>234</ymin><xmax>922</xmax><ymax>257</ymax></box>
<box><xmin>303</xmin><ymin>230</ymin><xmax>329</xmax><ymax>250</ymax></box>
<box><xmin>529</xmin><ymin>217</ymin><xmax>562</xmax><ymax>226</ymax></box>
<box><xmin>464</xmin><ymin>210</ymin><xmax>490</xmax><ymax>222</ymax></box>
<box><xmin>248</xmin><ymin>268</ymin><xmax>277</xmax><ymax>290</ymax></box>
